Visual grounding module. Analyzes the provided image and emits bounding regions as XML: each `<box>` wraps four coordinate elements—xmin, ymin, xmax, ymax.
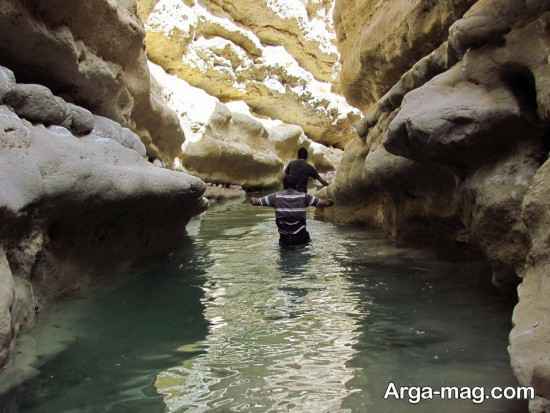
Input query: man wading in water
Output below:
<box><xmin>250</xmin><ymin>175</ymin><xmax>333</xmax><ymax>246</ymax></box>
<box><xmin>285</xmin><ymin>148</ymin><xmax>329</xmax><ymax>193</ymax></box>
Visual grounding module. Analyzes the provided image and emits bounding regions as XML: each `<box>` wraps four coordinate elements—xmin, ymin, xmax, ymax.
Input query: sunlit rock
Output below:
<box><xmin>140</xmin><ymin>0</ymin><xmax>360</xmax><ymax>148</ymax></box>
<box><xmin>333</xmin><ymin>0</ymin><xmax>475</xmax><ymax>110</ymax></box>
<box><xmin>150</xmin><ymin>61</ymin><xmax>342</xmax><ymax>188</ymax></box>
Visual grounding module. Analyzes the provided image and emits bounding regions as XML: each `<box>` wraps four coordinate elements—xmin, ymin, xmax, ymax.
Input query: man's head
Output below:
<box><xmin>297</xmin><ymin>147</ymin><xmax>308</xmax><ymax>160</ymax></box>
<box><xmin>283</xmin><ymin>174</ymin><xmax>298</xmax><ymax>190</ymax></box>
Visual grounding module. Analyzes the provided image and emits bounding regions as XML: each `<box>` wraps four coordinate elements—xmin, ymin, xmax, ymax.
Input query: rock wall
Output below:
<box><xmin>139</xmin><ymin>0</ymin><xmax>360</xmax><ymax>148</ymax></box>
<box><xmin>150</xmin><ymin>61</ymin><xmax>342</xmax><ymax>189</ymax></box>
<box><xmin>326</xmin><ymin>1</ymin><xmax>550</xmax><ymax>410</ymax></box>
<box><xmin>0</xmin><ymin>0</ymin><xmax>184</xmax><ymax>164</ymax></box>
<box><xmin>333</xmin><ymin>0</ymin><xmax>476</xmax><ymax>110</ymax></box>
<box><xmin>0</xmin><ymin>65</ymin><xmax>206</xmax><ymax>382</ymax></box>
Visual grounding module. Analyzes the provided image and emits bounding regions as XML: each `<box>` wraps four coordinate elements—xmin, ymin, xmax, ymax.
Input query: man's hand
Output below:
<box><xmin>318</xmin><ymin>199</ymin><xmax>334</xmax><ymax>208</ymax></box>
<box><xmin>250</xmin><ymin>197</ymin><xmax>261</xmax><ymax>206</ymax></box>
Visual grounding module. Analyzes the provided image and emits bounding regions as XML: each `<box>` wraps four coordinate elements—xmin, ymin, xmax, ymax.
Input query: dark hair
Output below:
<box><xmin>297</xmin><ymin>147</ymin><xmax>308</xmax><ymax>160</ymax></box>
<box><xmin>283</xmin><ymin>174</ymin><xmax>298</xmax><ymax>190</ymax></box>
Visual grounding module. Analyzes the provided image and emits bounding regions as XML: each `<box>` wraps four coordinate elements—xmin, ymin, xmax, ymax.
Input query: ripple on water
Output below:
<box><xmin>4</xmin><ymin>204</ymin><xmax>525</xmax><ymax>413</ymax></box>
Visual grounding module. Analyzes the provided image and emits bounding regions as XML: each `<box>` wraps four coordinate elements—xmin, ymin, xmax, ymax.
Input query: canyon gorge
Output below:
<box><xmin>1</xmin><ymin>0</ymin><xmax>550</xmax><ymax>412</ymax></box>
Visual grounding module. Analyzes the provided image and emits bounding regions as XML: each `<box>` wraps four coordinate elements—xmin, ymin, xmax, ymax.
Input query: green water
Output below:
<box><xmin>2</xmin><ymin>203</ymin><xmax>525</xmax><ymax>412</ymax></box>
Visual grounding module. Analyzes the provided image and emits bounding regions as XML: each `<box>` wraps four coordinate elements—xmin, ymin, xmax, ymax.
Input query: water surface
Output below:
<box><xmin>2</xmin><ymin>203</ymin><xmax>525</xmax><ymax>412</ymax></box>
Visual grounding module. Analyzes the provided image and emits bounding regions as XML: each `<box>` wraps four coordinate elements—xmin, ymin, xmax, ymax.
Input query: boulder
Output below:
<box><xmin>385</xmin><ymin>59</ymin><xmax>539</xmax><ymax>170</ymax></box>
<box><xmin>0</xmin><ymin>65</ymin><xmax>15</xmax><ymax>101</ymax></box>
<box><xmin>448</xmin><ymin>0</ymin><xmax>550</xmax><ymax>56</ymax></box>
<box><xmin>182</xmin><ymin>104</ymin><xmax>284</xmax><ymax>189</ymax></box>
<box><xmin>64</xmin><ymin>103</ymin><xmax>95</xmax><ymax>136</ymax></box>
<box><xmin>3</xmin><ymin>84</ymin><xmax>67</xmax><ymax>126</ymax></box>
<box><xmin>92</xmin><ymin>115</ymin><xmax>147</xmax><ymax>157</ymax></box>
<box><xmin>0</xmin><ymin>102</ymin><xmax>206</xmax><ymax>307</ymax></box>
<box><xmin>460</xmin><ymin>139</ymin><xmax>545</xmax><ymax>291</ymax></box>
<box><xmin>0</xmin><ymin>107</ymin><xmax>205</xmax><ymax>218</ymax></box>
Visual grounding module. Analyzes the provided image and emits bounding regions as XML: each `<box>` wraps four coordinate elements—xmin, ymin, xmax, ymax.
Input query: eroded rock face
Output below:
<box><xmin>511</xmin><ymin>158</ymin><xmax>550</xmax><ymax>412</ymax></box>
<box><xmin>151</xmin><ymin>61</ymin><xmax>342</xmax><ymax>188</ymax></box>
<box><xmin>182</xmin><ymin>103</ymin><xmax>284</xmax><ymax>188</ymax></box>
<box><xmin>140</xmin><ymin>0</ymin><xmax>360</xmax><ymax>148</ymax></box>
<box><xmin>0</xmin><ymin>67</ymin><xmax>206</xmax><ymax>376</ymax></box>
<box><xmin>0</xmin><ymin>0</ymin><xmax>184</xmax><ymax>163</ymax></box>
<box><xmin>200</xmin><ymin>0</ymin><xmax>339</xmax><ymax>83</ymax></box>
<box><xmin>328</xmin><ymin>1</ymin><xmax>550</xmax><ymax>410</ymax></box>
<box><xmin>333</xmin><ymin>0</ymin><xmax>475</xmax><ymax>110</ymax></box>
<box><xmin>0</xmin><ymin>249</ymin><xmax>15</xmax><ymax>369</ymax></box>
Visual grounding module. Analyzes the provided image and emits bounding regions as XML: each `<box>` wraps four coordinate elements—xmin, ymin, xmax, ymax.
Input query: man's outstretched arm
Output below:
<box><xmin>250</xmin><ymin>194</ymin><xmax>275</xmax><ymax>207</ymax></box>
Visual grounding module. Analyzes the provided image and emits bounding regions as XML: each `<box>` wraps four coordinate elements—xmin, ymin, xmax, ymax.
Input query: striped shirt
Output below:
<box><xmin>258</xmin><ymin>189</ymin><xmax>321</xmax><ymax>235</ymax></box>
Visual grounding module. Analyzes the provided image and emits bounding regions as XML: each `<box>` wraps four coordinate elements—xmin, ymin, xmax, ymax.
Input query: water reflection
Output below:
<box><xmin>156</xmin><ymin>208</ymin><xmax>363</xmax><ymax>412</ymax></box>
<box><xmin>4</xmin><ymin>236</ymin><xmax>210</xmax><ymax>413</ymax></box>
<box><xmin>2</xmin><ymin>204</ymin><xmax>525</xmax><ymax>413</ymax></box>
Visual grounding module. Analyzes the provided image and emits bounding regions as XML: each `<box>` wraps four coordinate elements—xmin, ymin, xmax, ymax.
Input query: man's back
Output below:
<box><xmin>285</xmin><ymin>159</ymin><xmax>322</xmax><ymax>193</ymax></box>
<box><xmin>256</xmin><ymin>188</ymin><xmax>322</xmax><ymax>245</ymax></box>
<box><xmin>250</xmin><ymin>173</ymin><xmax>333</xmax><ymax>246</ymax></box>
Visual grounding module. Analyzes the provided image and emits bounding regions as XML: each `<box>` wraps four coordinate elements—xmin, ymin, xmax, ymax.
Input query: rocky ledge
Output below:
<box><xmin>0</xmin><ymin>64</ymin><xmax>206</xmax><ymax>379</ymax></box>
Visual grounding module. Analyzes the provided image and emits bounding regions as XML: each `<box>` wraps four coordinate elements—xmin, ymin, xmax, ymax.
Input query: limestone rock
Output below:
<box><xmin>319</xmin><ymin>112</ymin><xmax>462</xmax><ymax>246</ymax></box>
<box><xmin>460</xmin><ymin>140</ymin><xmax>544</xmax><ymax>291</ymax></box>
<box><xmin>141</xmin><ymin>0</ymin><xmax>360</xmax><ymax>148</ymax></box>
<box><xmin>151</xmin><ymin>61</ymin><xmax>342</xmax><ymax>188</ymax></box>
<box><xmin>3</xmin><ymin>84</ymin><xmax>68</xmax><ymax>127</ymax></box>
<box><xmin>448</xmin><ymin>0</ymin><xmax>550</xmax><ymax>56</ymax></box>
<box><xmin>0</xmin><ymin>66</ymin><xmax>15</xmax><ymax>101</ymax></box>
<box><xmin>0</xmin><ymin>0</ymin><xmax>184</xmax><ymax>163</ymax></box>
<box><xmin>510</xmin><ymin>157</ymin><xmax>550</xmax><ymax>411</ymax></box>
<box><xmin>182</xmin><ymin>103</ymin><xmax>284</xmax><ymax>188</ymax></box>
<box><xmin>378</xmin><ymin>42</ymin><xmax>459</xmax><ymax>114</ymax></box>
<box><xmin>329</xmin><ymin>2</ymin><xmax>550</xmax><ymax>409</ymax></box>
<box><xmin>0</xmin><ymin>247</ymin><xmax>36</xmax><ymax>372</ymax></box>
<box><xmin>64</xmin><ymin>103</ymin><xmax>95</xmax><ymax>136</ymax></box>
<box><xmin>201</xmin><ymin>0</ymin><xmax>339</xmax><ymax>82</ymax></box>
<box><xmin>0</xmin><ymin>105</ymin><xmax>205</xmax><ymax>219</ymax></box>
<box><xmin>385</xmin><ymin>64</ymin><xmax>534</xmax><ymax>169</ymax></box>
<box><xmin>0</xmin><ymin>99</ymin><xmax>206</xmax><ymax>374</ymax></box>
<box><xmin>92</xmin><ymin>115</ymin><xmax>147</xmax><ymax>157</ymax></box>
<box><xmin>0</xmin><ymin>248</ymin><xmax>15</xmax><ymax>369</ymax></box>
<box><xmin>333</xmin><ymin>0</ymin><xmax>475</xmax><ymax>110</ymax></box>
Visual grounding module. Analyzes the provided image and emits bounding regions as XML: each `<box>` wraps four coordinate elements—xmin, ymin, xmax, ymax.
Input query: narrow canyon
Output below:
<box><xmin>1</xmin><ymin>0</ymin><xmax>550</xmax><ymax>412</ymax></box>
